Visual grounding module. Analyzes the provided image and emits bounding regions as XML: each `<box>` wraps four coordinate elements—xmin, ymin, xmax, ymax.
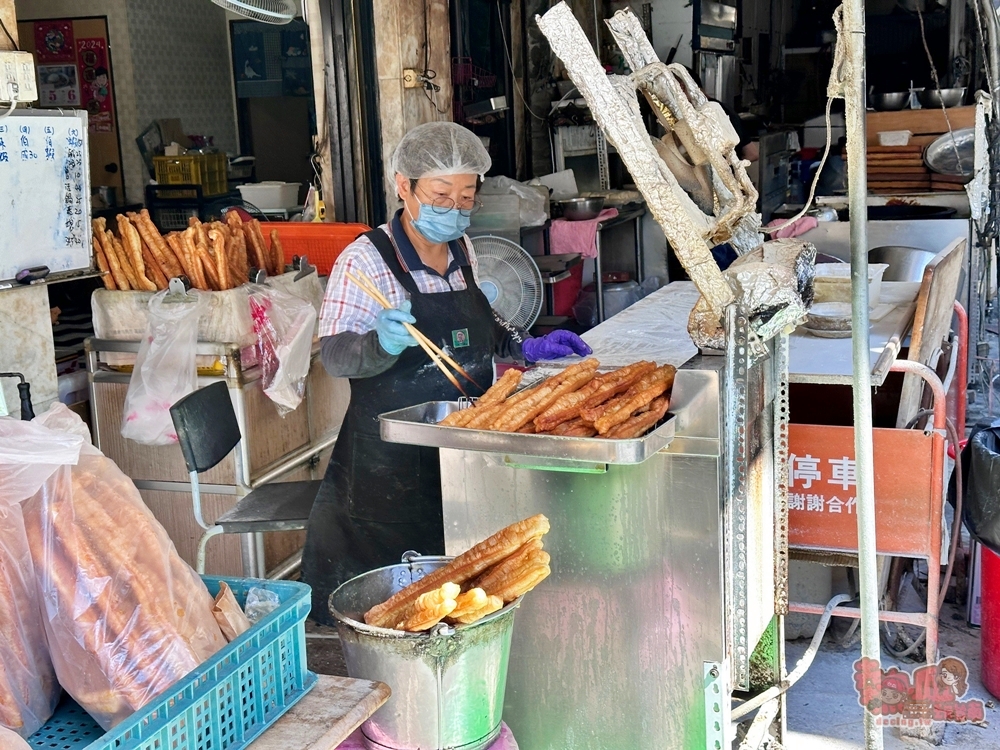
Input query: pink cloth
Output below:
<box><xmin>336</xmin><ymin>723</ymin><xmax>519</xmax><ymax>749</ymax></box>
<box><xmin>765</xmin><ymin>215</ymin><xmax>818</xmax><ymax>239</ymax></box>
<box><xmin>549</xmin><ymin>207</ymin><xmax>619</xmax><ymax>259</ymax></box>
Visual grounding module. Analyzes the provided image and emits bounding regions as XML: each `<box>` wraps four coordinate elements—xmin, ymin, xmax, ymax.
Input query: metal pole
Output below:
<box><xmin>841</xmin><ymin>0</ymin><xmax>882</xmax><ymax>745</ymax></box>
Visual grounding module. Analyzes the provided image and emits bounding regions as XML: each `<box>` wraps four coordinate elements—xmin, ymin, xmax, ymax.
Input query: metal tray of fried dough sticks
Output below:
<box><xmin>379</xmin><ymin>401</ymin><xmax>676</xmax><ymax>465</ymax></box>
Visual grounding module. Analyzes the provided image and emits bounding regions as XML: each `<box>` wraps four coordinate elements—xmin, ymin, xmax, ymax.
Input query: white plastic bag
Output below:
<box><xmin>121</xmin><ymin>289</ymin><xmax>208</xmax><ymax>445</ymax></box>
<box><xmin>481</xmin><ymin>176</ymin><xmax>547</xmax><ymax>226</ymax></box>
<box><xmin>22</xmin><ymin>405</ymin><xmax>227</xmax><ymax>730</ymax></box>
<box><xmin>248</xmin><ymin>284</ymin><xmax>316</xmax><ymax>414</ymax></box>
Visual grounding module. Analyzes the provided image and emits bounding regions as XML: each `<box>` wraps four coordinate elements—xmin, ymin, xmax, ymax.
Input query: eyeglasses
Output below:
<box><xmin>414</xmin><ymin>185</ymin><xmax>483</xmax><ymax>217</ymax></box>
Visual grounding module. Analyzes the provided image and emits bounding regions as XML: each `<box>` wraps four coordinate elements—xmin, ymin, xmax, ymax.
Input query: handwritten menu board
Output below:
<box><xmin>0</xmin><ymin>109</ymin><xmax>92</xmax><ymax>282</ymax></box>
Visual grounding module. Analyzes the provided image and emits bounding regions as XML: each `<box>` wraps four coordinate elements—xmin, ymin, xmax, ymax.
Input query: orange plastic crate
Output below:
<box><xmin>269</xmin><ymin>222</ymin><xmax>371</xmax><ymax>276</ymax></box>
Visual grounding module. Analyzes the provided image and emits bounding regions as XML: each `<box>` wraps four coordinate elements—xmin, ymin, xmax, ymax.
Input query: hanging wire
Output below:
<box><xmin>420</xmin><ymin>0</ymin><xmax>450</xmax><ymax>115</ymax></box>
<box><xmin>496</xmin><ymin>0</ymin><xmax>546</xmax><ymax>121</ymax></box>
<box><xmin>915</xmin><ymin>5</ymin><xmax>965</xmax><ymax>170</ymax></box>
<box><xmin>763</xmin><ymin>4</ymin><xmax>848</xmax><ymax>235</ymax></box>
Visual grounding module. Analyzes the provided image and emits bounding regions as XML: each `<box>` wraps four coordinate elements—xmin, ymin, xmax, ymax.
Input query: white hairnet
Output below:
<box><xmin>389</xmin><ymin>121</ymin><xmax>492</xmax><ymax>181</ymax></box>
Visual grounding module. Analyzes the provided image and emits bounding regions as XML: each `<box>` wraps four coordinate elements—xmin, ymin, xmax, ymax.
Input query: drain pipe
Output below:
<box><xmin>839</xmin><ymin>0</ymin><xmax>883</xmax><ymax>744</ymax></box>
<box><xmin>732</xmin><ymin>594</ymin><xmax>852</xmax><ymax>723</ymax></box>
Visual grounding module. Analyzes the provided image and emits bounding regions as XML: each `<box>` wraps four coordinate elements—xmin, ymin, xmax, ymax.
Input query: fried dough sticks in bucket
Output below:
<box><xmin>365</xmin><ymin>514</ymin><xmax>551</xmax><ymax>630</ymax></box>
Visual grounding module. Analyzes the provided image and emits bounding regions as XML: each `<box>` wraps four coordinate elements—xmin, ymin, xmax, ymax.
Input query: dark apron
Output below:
<box><xmin>302</xmin><ymin>228</ymin><xmax>496</xmax><ymax>624</ymax></box>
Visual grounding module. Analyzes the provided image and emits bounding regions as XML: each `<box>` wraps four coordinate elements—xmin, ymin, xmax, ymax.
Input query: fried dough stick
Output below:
<box><xmin>451</xmin><ymin>595</ymin><xmax>503</xmax><ymax>625</ymax></box>
<box><xmin>447</xmin><ymin>588</ymin><xmax>489</xmax><ymax>621</ymax></box>
<box><xmin>578</xmin><ymin>361</ymin><xmax>656</xmax><ymax>410</ymax></box>
<box><xmin>490</xmin><ymin>359</ymin><xmax>599</xmax><ymax>433</ymax></box>
<box><xmin>550</xmin><ymin>417</ymin><xmax>598</xmax><ymax>437</ymax></box>
<box><xmin>364</xmin><ymin>514</ymin><xmax>550</xmax><ymax>628</ymax></box>
<box><xmin>440</xmin><ymin>369</ymin><xmax>523</xmax><ymax>427</ymax></box>
<box><xmin>395</xmin><ymin>583</ymin><xmax>460</xmax><ymax>631</ymax></box>
<box><xmin>580</xmin><ymin>364</ymin><xmax>676</xmax><ymax>425</ymax></box>
<box><xmin>474</xmin><ymin>540</ymin><xmax>547</xmax><ymax>593</ymax></box>
<box><xmin>603</xmin><ymin>395</ymin><xmax>670</xmax><ymax>439</ymax></box>
<box><xmin>593</xmin><ymin>382</ymin><xmax>669</xmax><ymax>434</ymax></box>
<box><xmin>493</xmin><ymin>562</ymin><xmax>551</xmax><ymax>603</ymax></box>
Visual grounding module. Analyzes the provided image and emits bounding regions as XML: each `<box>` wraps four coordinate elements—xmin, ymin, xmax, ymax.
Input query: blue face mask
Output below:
<box><xmin>410</xmin><ymin>202</ymin><xmax>472</xmax><ymax>244</ymax></box>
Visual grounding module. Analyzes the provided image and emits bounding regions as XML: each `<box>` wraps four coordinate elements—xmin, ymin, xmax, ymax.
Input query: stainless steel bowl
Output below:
<box><xmin>869</xmin><ymin>246</ymin><xmax>937</xmax><ymax>282</ymax></box>
<box><xmin>918</xmin><ymin>87</ymin><xmax>966</xmax><ymax>108</ymax></box>
<box><xmin>869</xmin><ymin>92</ymin><xmax>909</xmax><ymax>111</ymax></box>
<box><xmin>559</xmin><ymin>196</ymin><xmax>605</xmax><ymax>221</ymax></box>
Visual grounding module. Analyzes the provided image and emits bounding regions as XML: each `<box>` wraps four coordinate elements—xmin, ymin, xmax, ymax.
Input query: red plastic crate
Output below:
<box><xmin>270</xmin><ymin>223</ymin><xmax>371</xmax><ymax>276</ymax></box>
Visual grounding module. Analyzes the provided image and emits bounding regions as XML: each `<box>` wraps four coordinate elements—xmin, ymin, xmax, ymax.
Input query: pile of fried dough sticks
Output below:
<box><xmin>92</xmin><ymin>209</ymin><xmax>286</xmax><ymax>292</ymax></box>
<box><xmin>440</xmin><ymin>359</ymin><xmax>676</xmax><ymax>439</ymax></box>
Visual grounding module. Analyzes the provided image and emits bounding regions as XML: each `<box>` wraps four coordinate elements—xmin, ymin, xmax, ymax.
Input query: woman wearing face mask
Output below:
<box><xmin>303</xmin><ymin>122</ymin><xmax>591</xmax><ymax>621</ymax></box>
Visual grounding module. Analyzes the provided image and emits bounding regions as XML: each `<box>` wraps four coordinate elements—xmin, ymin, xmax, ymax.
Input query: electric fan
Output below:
<box><xmin>470</xmin><ymin>235</ymin><xmax>544</xmax><ymax>329</ymax></box>
<box><xmin>211</xmin><ymin>0</ymin><xmax>296</xmax><ymax>24</ymax></box>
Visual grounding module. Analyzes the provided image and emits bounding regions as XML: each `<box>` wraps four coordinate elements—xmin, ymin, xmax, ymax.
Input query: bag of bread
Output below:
<box><xmin>18</xmin><ymin>405</ymin><xmax>228</xmax><ymax>730</ymax></box>
<box><xmin>0</xmin><ymin>419</ymin><xmax>67</xmax><ymax>738</ymax></box>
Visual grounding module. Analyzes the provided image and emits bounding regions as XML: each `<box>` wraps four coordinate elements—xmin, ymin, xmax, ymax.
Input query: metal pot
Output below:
<box><xmin>869</xmin><ymin>92</ymin><xmax>909</xmax><ymax>111</ymax></box>
<box><xmin>868</xmin><ymin>246</ymin><xmax>937</xmax><ymax>282</ymax></box>
<box><xmin>558</xmin><ymin>196</ymin><xmax>605</xmax><ymax>221</ymax></box>
<box><xmin>918</xmin><ymin>88</ymin><xmax>966</xmax><ymax>108</ymax></box>
<box><xmin>329</xmin><ymin>555</ymin><xmax>519</xmax><ymax>750</ymax></box>
<box><xmin>836</xmin><ymin>204</ymin><xmax>957</xmax><ymax>222</ymax></box>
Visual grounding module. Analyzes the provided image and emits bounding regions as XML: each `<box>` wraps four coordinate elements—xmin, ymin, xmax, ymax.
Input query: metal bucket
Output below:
<box><xmin>329</xmin><ymin>554</ymin><xmax>519</xmax><ymax>750</ymax></box>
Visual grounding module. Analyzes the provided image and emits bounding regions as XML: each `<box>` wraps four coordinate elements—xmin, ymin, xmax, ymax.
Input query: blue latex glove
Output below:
<box><xmin>522</xmin><ymin>330</ymin><xmax>593</xmax><ymax>362</ymax></box>
<box><xmin>375</xmin><ymin>300</ymin><xmax>418</xmax><ymax>355</ymax></box>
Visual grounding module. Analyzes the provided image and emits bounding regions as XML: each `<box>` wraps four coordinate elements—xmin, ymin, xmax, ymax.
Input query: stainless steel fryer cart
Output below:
<box><xmin>379</xmin><ymin>302</ymin><xmax>790</xmax><ymax>750</ymax></box>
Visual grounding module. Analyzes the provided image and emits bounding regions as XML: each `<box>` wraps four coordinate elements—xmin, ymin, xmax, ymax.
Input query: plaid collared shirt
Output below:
<box><xmin>318</xmin><ymin>217</ymin><xmax>481</xmax><ymax>338</ymax></box>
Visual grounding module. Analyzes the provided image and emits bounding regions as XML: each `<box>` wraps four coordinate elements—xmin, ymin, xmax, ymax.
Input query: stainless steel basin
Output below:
<box><xmin>869</xmin><ymin>245</ymin><xmax>937</xmax><ymax>282</ymax></box>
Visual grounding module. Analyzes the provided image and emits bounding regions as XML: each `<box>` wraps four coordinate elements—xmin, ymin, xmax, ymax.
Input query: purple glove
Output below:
<box><xmin>521</xmin><ymin>330</ymin><xmax>593</xmax><ymax>362</ymax></box>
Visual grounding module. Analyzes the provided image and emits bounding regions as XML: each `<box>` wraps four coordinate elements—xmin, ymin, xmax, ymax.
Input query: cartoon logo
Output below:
<box><xmin>854</xmin><ymin>656</ymin><xmax>986</xmax><ymax>727</ymax></box>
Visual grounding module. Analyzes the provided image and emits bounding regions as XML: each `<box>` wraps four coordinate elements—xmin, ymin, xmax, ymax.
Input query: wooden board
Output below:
<box><xmin>895</xmin><ymin>237</ymin><xmax>967</xmax><ymax>428</ymax></box>
<box><xmin>866</xmin><ymin>145</ymin><xmax>925</xmax><ymax>153</ymax></box>
<box><xmin>868</xmin><ymin>172</ymin><xmax>930</xmax><ymax>180</ymax></box>
<box><xmin>250</xmin><ymin>675</ymin><xmax>391</xmax><ymax>750</ymax></box>
<box><xmin>866</xmin><ymin>106</ymin><xmax>976</xmax><ymax>145</ymax></box>
<box><xmin>868</xmin><ymin>182</ymin><xmax>933</xmax><ymax>191</ymax></box>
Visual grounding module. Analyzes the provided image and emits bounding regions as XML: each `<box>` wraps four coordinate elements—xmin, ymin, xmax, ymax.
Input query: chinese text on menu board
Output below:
<box><xmin>0</xmin><ymin>122</ymin><xmax>86</xmax><ymax>248</ymax></box>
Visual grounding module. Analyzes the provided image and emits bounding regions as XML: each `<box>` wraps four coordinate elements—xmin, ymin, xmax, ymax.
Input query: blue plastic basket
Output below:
<box><xmin>28</xmin><ymin>576</ymin><xmax>316</xmax><ymax>750</ymax></box>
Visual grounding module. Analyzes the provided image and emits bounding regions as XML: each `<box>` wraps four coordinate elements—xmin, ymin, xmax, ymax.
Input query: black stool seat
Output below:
<box><xmin>216</xmin><ymin>480</ymin><xmax>322</xmax><ymax>533</ymax></box>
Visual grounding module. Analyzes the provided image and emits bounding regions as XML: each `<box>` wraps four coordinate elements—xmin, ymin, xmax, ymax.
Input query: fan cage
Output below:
<box><xmin>212</xmin><ymin>0</ymin><xmax>297</xmax><ymax>24</ymax></box>
<box><xmin>470</xmin><ymin>235</ymin><xmax>544</xmax><ymax>330</ymax></box>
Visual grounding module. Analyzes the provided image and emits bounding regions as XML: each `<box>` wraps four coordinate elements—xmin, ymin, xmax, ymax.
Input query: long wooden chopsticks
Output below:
<box><xmin>345</xmin><ymin>270</ymin><xmax>483</xmax><ymax>395</ymax></box>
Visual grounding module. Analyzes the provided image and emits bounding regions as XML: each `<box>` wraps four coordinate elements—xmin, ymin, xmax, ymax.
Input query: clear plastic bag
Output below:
<box><xmin>121</xmin><ymin>289</ymin><xmax>208</xmax><ymax>445</ymax></box>
<box><xmin>248</xmin><ymin>283</ymin><xmax>317</xmax><ymax>415</ymax></box>
<box><xmin>0</xmin><ymin>417</ymin><xmax>68</xmax><ymax>738</ymax></box>
<box><xmin>22</xmin><ymin>405</ymin><xmax>228</xmax><ymax>730</ymax></box>
<box><xmin>481</xmin><ymin>176</ymin><xmax>547</xmax><ymax>226</ymax></box>
<box><xmin>244</xmin><ymin>587</ymin><xmax>281</xmax><ymax>624</ymax></box>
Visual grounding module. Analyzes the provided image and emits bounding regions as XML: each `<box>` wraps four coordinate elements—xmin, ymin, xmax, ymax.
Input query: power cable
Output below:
<box><xmin>496</xmin><ymin>0</ymin><xmax>546</xmax><ymax>121</ymax></box>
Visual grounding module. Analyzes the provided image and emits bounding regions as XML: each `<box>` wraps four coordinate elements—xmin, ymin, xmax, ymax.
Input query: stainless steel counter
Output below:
<box><xmin>381</xmin><ymin>303</ymin><xmax>788</xmax><ymax>749</ymax></box>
